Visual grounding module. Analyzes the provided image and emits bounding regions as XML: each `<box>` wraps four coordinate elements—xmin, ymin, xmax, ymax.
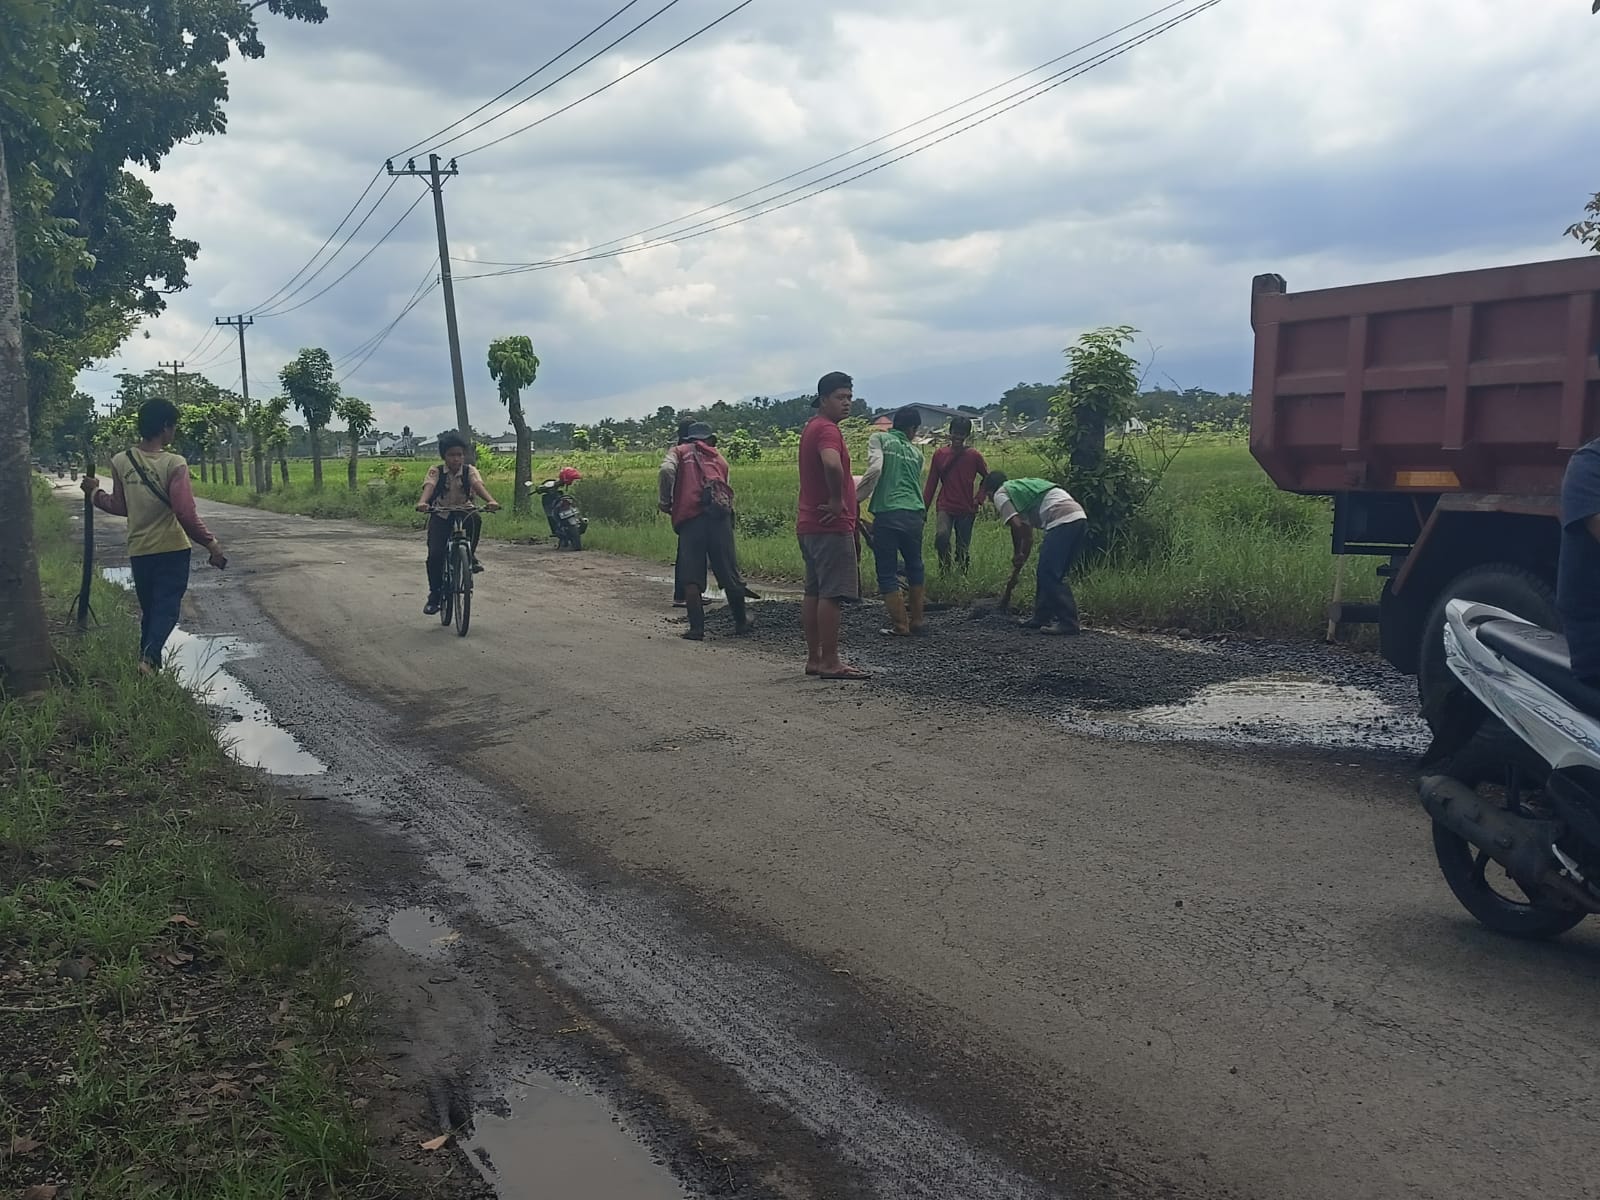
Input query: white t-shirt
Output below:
<box><xmin>993</xmin><ymin>485</ymin><xmax>1086</xmax><ymax>531</ymax></box>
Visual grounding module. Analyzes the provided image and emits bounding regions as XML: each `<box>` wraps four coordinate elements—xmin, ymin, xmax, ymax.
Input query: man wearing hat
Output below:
<box><xmin>659</xmin><ymin>422</ymin><xmax>756</xmax><ymax>640</ymax></box>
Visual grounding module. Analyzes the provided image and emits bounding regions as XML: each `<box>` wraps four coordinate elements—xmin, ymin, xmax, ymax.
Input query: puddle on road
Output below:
<box><xmin>465</xmin><ymin>1072</ymin><xmax>686</xmax><ymax>1200</ymax></box>
<box><xmin>387</xmin><ymin>907</ymin><xmax>458</xmax><ymax>957</ymax></box>
<box><xmin>100</xmin><ymin>567</ymin><xmax>325</xmax><ymax>775</ymax></box>
<box><xmin>1071</xmin><ymin>674</ymin><xmax>1429</xmax><ymax>754</ymax></box>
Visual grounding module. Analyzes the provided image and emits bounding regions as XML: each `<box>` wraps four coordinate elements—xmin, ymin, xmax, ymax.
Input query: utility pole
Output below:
<box><xmin>216</xmin><ymin>315</ymin><xmax>258</xmax><ymax>491</ymax></box>
<box><xmin>158</xmin><ymin>360</ymin><xmax>185</xmax><ymax>405</ymax></box>
<box><xmin>387</xmin><ymin>154</ymin><xmax>471</xmax><ymax>447</ymax></box>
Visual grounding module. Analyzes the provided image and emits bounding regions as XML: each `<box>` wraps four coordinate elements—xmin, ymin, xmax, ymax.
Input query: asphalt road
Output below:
<box><xmin>114</xmin><ymin>496</ymin><xmax>1600</xmax><ymax>1198</ymax></box>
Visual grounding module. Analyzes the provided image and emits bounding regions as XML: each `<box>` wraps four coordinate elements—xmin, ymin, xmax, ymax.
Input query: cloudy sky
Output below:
<box><xmin>85</xmin><ymin>0</ymin><xmax>1600</xmax><ymax>437</ymax></box>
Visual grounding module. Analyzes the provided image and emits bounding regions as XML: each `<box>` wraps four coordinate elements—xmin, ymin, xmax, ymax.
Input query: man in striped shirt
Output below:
<box><xmin>985</xmin><ymin>470</ymin><xmax>1088</xmax><ymax>636</ymax></box>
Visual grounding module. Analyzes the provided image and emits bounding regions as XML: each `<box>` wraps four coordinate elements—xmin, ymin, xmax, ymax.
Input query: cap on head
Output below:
<box><xmin>814</xmin><ymin>370</ymin><xmax>853</xmax><ymax>407</ymax></box>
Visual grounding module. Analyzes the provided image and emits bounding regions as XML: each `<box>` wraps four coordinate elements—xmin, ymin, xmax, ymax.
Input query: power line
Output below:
<box><xmin>390</xmin><ymin>0</ymin><xmax>650</xmax><ymax>160</ymax></box>
<box><xmin>452</xmin><ymin>0</ymin><xmax>758</xmax><ymax>160</ymax></box>
<box><xmin>252</xmin><ymin>188</ymin><xmax>429</xmax><ymax>319</ymax></box>
<box><xmin>333</xmin><ymin>260</ymin><xmax>439</xmax><ymax>369</ymax></box>
<box><xmin>454</xmin><ymin>0</ymin><xmax>1200</xmax><ymax>267</ymax></box>
<box><xmin>338</xmin><ymin>278</ymin><xmax>441</xmax><ymax>384</ymax></box>
<box><xmin>241</xmin><ymin>166</ymin><xmax>388</xmax><ymax>316</ymax></box>
<box><xmin>457</xmin><ymin>2</ymin><xmax>1219</xmax><ymax>281</ymax></box>
<box><xmin>249</xmin><ymin>176</ymin><xmax>403</xmax><ymax>317</ymax></box>
<box><xmin>424</xmin><ymin>0</ymin><xmax>693</xmax><ymax>158</ymax></box>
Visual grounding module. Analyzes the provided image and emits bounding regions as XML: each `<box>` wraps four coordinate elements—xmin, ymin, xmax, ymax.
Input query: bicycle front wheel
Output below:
<box><xmin>453</xmin><ymin>542</ymin><xmax>473</xmax><ymax>636</ymax></box>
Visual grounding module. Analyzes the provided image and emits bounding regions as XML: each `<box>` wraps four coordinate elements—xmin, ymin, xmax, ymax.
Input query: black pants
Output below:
<box><xmin>427</xmin><ymin>512</ymin><xmax>481</xmax><ymax>596</ymax></box>
<box><xmin>1034</xmin><ymin>520</ymin><xmax>1087</xmax><ymax>629</ymax></box>
<box><xmin>676</xmin><ymin>512</ymin><xmax>746</xmax><ymax>596</ymax></box>
<box><xmin>935</xmin><ymin>511</ymin><xmax>976</xmax><ymax>570</ymax></box>
<box><xmin>130</xmin><ymin>548</ymin><xmax>191</xmax><ymax>667</ymax></box>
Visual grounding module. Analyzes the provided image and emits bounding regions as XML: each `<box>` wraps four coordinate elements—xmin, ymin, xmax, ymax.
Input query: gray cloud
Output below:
<box><xmin>82</xmin><ymin>0</ymin><xmax>1600</xmax><ymax>436</ymax></box>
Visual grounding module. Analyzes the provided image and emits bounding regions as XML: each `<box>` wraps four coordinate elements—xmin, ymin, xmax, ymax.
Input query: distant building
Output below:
<box><xmin>871</xmin><ymin>404</ymin><xmax>987</xmax><ymax>434</ymax></box>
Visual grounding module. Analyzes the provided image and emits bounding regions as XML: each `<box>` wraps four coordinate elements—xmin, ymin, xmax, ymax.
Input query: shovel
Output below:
<box><xmin>970</xmin><ymin>561</ymin><xmax>1023</xmax><ymax>619</ymax></box>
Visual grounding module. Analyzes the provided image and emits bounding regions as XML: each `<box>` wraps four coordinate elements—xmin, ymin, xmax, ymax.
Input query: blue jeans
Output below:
<box><xmin>129</xmin><ymin>549</ymin><xmax>191</xmax><ymax>667</ymax></box>
<box><xmin>1035</xmin><ymin>521</ymin><xmax>1087</xmax><ymax>629</ymax></box>
<box><xmin>871</xmin><ymin>509</ymin><xmax>926</xmax><ymax>594</ymax></box>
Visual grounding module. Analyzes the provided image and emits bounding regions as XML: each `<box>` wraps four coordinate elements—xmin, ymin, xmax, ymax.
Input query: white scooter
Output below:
<box><xmin>1418</xmin><ymin>599</ymin><xmax>1600</xmax><ymax>939</ymax></box>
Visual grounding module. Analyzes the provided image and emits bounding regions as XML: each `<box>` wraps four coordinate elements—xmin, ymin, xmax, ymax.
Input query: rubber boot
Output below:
<box><xmin>729</xmin><ymin>591</ymin><xmax>755</xmax><ymax>635</ymax></box>
<box><xmin>908</xmin><ymin>585</ymin><xmax>928</xmax><ymax>636</ymax></box>
<box><xmin>880</xmin><ymin>592</ymin><xmax>911</xmax><ymax>636</ymax></box>
<box><xmin>683</xmin><ymin>588</ymin><xmax>706</xmax><ymax>641</ymax></box>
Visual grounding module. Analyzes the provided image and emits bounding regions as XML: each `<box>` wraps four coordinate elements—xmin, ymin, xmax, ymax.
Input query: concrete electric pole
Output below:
<box><xmin>386</xmin><ymin>154</ymin><xmax>471</xmax><ymax>446</ymax></box>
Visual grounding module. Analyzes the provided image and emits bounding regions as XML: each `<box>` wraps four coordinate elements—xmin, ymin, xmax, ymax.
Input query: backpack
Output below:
<box><xmin>688</xmin><ymin>443</ymin><xmax>735</xmax><ymax>517</ymax></box>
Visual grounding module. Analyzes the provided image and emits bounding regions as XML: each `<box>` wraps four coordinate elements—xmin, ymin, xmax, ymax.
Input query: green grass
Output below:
<box><xmin>195</xmin><ymin>436</ymin><xmax>1379</xmax><ymax>638</ymax></box>
<box><xmin>0</xmin><ymin>479</ymin><xmax>425</xmax><ymax>1199</ymax></box>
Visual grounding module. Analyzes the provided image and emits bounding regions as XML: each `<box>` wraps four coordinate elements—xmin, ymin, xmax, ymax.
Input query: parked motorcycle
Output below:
<box><xmin>1418</xmin><ymin>598</ymin><xmax>1600</xmax><ymax>939</ymax></box>
<box><xmin>535</xmin><ymin>467</ymin><xmax>588</xmax><ymax>550</ymax></box>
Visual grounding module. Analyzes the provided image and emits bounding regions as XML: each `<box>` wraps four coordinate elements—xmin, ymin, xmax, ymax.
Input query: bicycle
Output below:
<box><xmin>429</xmin><ymin>504</ymin><xmax>493</xmax><ymax>637</ymax></box>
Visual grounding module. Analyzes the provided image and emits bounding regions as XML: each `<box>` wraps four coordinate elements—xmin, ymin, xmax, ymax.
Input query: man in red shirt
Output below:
<box><xmin>922</xmin><ymin>415</ymin><xmax>989</xmax><ymax>573</ymax></box>
<box><xmin>797</xmin><ymin>371</ymin><xmax>869</xmax><ymax>681</ymax></box>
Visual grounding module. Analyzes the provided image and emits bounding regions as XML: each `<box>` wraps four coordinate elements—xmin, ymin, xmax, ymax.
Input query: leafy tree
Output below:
<box><xmin>1000</xmin><ymin>381</ymin><xmax>1056</xmax><ymax>422</ymax></box>
<box><xmin>571</xmin><ymin>427</ymin><xmax>590</xmax><ymax>452</ymax></box>
<box><xmin>596</xmin><ymin>419</ymin><xmax>618</xmax><ymax>452</ymax></box>
<box><xmin>334</xmin><ymin>395</ymin><xmax>374</xmax><ymax>492</ymax></box>
<box><xmin>1043</xmin><ymin>326</ymin><xmax>1167</xmax><ymax>557</ymax></box>
<box><xmin>486</xmin><ymin>335</ymin><xmax>540</xmax><ymax>515</ymax></box>
<box><xmin>279</xmin><ymin>348</ymin><xmax>338</xmax><ymax>491</ymax></box>
<box><xmin>721</xmin><ymin>428</ymin><xmax>761</xmax><ymax>462</ymax></box>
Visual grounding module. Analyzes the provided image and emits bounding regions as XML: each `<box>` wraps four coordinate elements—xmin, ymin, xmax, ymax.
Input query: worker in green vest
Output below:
<box><xmin>984</xmin><ymin>470</ymin><xmax>1088</xmax><ymax>635</ymax></box>
<box><xmin>857</xmin><ymin>406</ymin><xmax>929</xmax><ymax>635</ymax></box>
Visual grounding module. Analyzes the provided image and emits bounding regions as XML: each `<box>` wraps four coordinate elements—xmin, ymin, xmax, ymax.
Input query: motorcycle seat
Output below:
<box><xmin>1476</xmin><ymin>619</ymin><xmax>1600</xmax><ymax>717</ymax></box>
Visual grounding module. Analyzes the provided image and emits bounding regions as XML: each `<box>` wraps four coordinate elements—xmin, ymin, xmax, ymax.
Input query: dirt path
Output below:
<box><xmin>119</xmin><ymin>497</ymin><xmax>1600</xmax><ymax>1198</ymax></box>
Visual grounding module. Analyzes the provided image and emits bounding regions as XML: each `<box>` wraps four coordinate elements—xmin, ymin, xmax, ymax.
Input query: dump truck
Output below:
<box><xmin>1249</xmin><ymin>255</ymin><xmax>1600</xmax><ymax>727</ymax></box>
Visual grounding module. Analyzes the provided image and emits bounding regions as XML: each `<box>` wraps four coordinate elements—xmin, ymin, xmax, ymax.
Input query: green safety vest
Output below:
<box><xmin>1000</xmin><ymin>477</ymin><xmax>1056</xmax><ymax>516</ymax></box>
<box><xmin>868</xmin><ymin>430</ymin><xmax>926</xmax><ymax>515</ymax></box>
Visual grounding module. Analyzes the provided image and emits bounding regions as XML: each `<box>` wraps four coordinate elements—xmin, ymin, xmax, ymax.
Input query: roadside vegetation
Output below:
<box><xmin>0</xmin><ymin>480</ymin><xmax>436</xmax><ymax>1199</ymax></box>
<box><xmin>191</xmin><ymin>435</ymin><xmax>1377</xmax><ymax>639</ymax></box>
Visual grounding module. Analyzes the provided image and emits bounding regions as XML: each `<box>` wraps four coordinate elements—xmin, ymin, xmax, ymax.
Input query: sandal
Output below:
<box><xmin>818</xmin><ymin>665</ymin><xmax>872</xmax><ymax>681</ymax></box>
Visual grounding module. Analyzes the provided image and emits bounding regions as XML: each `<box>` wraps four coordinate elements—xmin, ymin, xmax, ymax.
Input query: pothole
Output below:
<box><xmin>465</xmin><ymin>1071</ymin><xmax>687</xmax><ymax>1199</ymax></box>
<box><xmin>387</xmin><ymin>907</ymin><xmax>458</xmax><ymax>957</ymax></box>
<box><xmin>1068</xmin><ymin>674</ymin><xmax>1428</xmax><ymax>753</ymax></box>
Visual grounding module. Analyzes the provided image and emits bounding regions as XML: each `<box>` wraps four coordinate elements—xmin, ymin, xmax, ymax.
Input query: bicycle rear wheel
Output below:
<box><xmin>453</xmin><ymin>542</ymin><xmax>473</xmax><ymax>636</ymax></box>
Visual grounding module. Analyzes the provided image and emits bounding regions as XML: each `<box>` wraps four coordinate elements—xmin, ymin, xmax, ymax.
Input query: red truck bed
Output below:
<box><xmin>1249</xmin><ymin>256</ymin><xmax>1600</xmax><ymax>497</ymax></box>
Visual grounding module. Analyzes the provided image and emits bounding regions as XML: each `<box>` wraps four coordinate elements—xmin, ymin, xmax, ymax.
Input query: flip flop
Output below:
<box><xmin>818</xmin><ymin>665</ymin><xmax>872</xmax><ymax>681</ymax></box>
<box><xmin>805</xmin><ymin>666</ymin><xmax>820</xmax><ymax>676</ymax></box>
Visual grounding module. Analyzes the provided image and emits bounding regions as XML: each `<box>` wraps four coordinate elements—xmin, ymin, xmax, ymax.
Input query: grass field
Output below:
<box><xmin>193</xmin><ymin>437</ymin><xmax>1379</xmax><ymax>639</ymax></box>
<box><xmin>2</xmin><ymin>481</ymin><xmax>419</xmax><ymax>1197</ymax></box>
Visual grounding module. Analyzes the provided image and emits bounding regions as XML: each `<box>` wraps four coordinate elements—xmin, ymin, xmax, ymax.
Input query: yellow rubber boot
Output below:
<box><xmin>881</xmin><ymin>592</ymin><xmax>911</xmax><ymax>636</ymax></box>
<box><xmin>908</xmin><ymin>585</ymin><xmax>928</xmax><ymax>635</ymax></box>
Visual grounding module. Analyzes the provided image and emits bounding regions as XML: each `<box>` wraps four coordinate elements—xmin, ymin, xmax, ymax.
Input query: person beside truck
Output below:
<box><xmin>985</xmin><ymin>471</ymin><xmax>1088</xmax><ymax>636</ymax></box>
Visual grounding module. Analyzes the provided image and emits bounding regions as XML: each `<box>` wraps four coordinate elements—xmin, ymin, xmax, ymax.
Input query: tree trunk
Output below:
<box><xmin>232</xmin><ymin>435</ymin><xmax>244</xmax><ymax>486</ymax></box>
<box><xmin>347</xmin><ymin>438</ymin><xmax>357</xmax><ymax>491</ymax></box>
<box><xmin>198</xmin><ymin>456</ymin><xmax>208</xmax><ymax>483</ymax></box>
<box><xmin>310</xmin><ymin>424</ymin><xmax>323</xmax><ymax>491</ymax></box>
<box><xmin>0</xmin><ymin>136</ymin><xmax>57</xmax><ymax>695</ymax></box>
<box><xmin>277</xmin><ymin>448</ymin><xmax>289</xmax><ymax>487</ymax></box>
<box><xmin>510</xmin><ymin>394</ymin><xmax>532</xmax><ymax>515</ymax></box>
<box><xmin>252</xmin><ymin>447</ymin><xmax>264</xmax><ymax>493</ymax></box>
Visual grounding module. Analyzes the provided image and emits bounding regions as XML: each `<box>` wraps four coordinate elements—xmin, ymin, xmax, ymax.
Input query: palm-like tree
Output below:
<box><xmin>334</xmin><ymin>396</ymin><xmax>374</xmax><ymax>492</ymax></box>
<box><xmin>486</xmin><ymin>336</ymin><xmax>540</xmax><ymax>514</ymax></box>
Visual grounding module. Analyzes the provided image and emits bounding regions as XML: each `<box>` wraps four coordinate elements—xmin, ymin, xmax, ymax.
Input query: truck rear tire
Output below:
<box><xmin>1417</xmin><ymin>564</ymin><xmax>1558</xmax><ymax>729</ymax></box>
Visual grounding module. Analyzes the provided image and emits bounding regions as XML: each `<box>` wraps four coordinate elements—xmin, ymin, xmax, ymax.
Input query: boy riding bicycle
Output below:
<box><xmin>416</xmin><ymin>431</ymin><xmax>500</xmax><ymax>615</ymax></box>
